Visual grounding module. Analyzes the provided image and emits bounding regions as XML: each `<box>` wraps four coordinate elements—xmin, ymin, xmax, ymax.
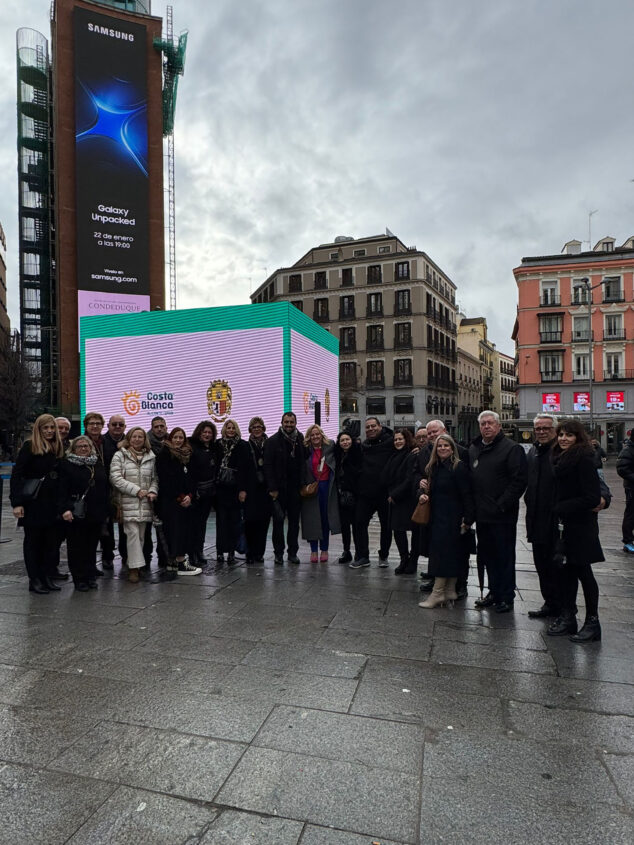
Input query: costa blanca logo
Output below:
<box><xmin>207</xmin><ymin>380</ymin><xmax>232</xmax><ymax>423</ymax></box>
<box><xmin>122</xmin><ymin>390</ymin><xmax>141</xmax><ymax>416</ymax></box>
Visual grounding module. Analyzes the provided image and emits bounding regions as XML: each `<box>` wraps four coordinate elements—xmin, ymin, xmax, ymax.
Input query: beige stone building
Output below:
<box><xmin>250</xmin><ymin>232</ymin><xmax>459</xmax><ymax>430</ymax></box>
<box><xmin>457</xmin><ymin>346</ymin><xmax>482</xmax><ymax>442</ymax></box>
<box><xmin>457</xmin><ymin>316</ymin><xmax>495</xmax><ymax>412</ymax></box>
<box><xmin>497</xmin><ymin>350</ymin><xmax>517</xmax><ymax>421</ymax></box>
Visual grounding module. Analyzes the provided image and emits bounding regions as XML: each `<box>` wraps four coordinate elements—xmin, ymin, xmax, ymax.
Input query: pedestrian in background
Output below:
<box><xmin>188</xmin><ymin>420</ymin><xmax>218</xmax><ymax>566</ymax></box>
<box><xmin>109</xmin><ymin>426</ymin><xmax>158</xmax><ymax>584</ymax></box>
<box><xmin>301</xmin><ymin>424</ymin><xmax>339</xmax><ymax>562</ymax></box>
<box><xmin>10</xmin><ymin>414</ymin><xmax>65</xmax><ymax>594</ymax></box>
<box><xmin>59</xmin><ymin>435</ymin><xmax>109</xmax><ymax>592</ymax></box>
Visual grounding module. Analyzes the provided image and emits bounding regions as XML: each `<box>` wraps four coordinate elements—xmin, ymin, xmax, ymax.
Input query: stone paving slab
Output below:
<box><xmin>219</xmin><ymin>664</ymin><xmax>358</xmax><ymax>711</ymax></box>
<box><xmin>198</xmin><ymin>809</ymin><xmax>304</xmax><ymax>844</ymax></box>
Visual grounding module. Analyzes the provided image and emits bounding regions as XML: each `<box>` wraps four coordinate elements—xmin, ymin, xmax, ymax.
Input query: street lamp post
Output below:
<box><xmin>583</xmin><ymin>277</ymin><xmax>604</xmax><ymax>435</ymax></box>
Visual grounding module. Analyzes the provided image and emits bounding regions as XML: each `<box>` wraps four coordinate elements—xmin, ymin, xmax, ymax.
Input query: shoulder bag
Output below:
<box><xmin>301</xmin><ymin>457</ymin><xmax>324</xmax><ymax>498</ymax></box>
<box><xmin>411</xmin><ymin>499</ymin><xmax>430</xmax><ymax>525</ymax></box>
<box><xmin>21</xmin><ymin>476</ymin><xmax>45</xmax><ymax>501</ymax></box>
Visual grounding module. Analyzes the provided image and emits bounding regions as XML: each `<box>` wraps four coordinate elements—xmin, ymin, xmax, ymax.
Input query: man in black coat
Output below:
<box><xmin>469</xmin><ymin>411</ymin><xmax>527</xmax><ymax>613</ymax></box>
<box><xmin>263</xmin><ymin>412</ymin><xmax>305</xmax><ymax>564</ymax></box>
<box><xmin>350</xmin><ymin>417</ymin><xmax>394</xmax><ymax>568</ymax></box>
<box><xmin>616</xmin><ymin>436</ymin><xmax>634</xmax><ymax>552</ymax></box>
<box><xmin>524</xmin><ymin>413</ymin><xmax>561</xmax><ymax>618</ymax></box>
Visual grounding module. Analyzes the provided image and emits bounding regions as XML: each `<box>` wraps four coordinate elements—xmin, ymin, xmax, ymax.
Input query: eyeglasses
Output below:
<box><xmin>534</xmin><ymin>427</ymin><xmax>553</xmax><ymax>432</ymax></box>
<box><xmin>111</xmin><ymin>422</ymin><xmax>125</xmax><ymax>427</ymax></box>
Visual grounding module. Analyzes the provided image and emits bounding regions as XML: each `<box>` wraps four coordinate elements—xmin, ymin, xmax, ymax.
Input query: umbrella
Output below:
<box><xmin>475</xmin><ymin>529</ymin><xmax>486</xmax><ymax>600</ymax></box>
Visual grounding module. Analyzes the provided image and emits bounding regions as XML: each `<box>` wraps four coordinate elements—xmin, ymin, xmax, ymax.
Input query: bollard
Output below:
<box><xmin>0</xmin><ymin>476</ymin><xmax>12</xmax><ymax>544</ymax></box>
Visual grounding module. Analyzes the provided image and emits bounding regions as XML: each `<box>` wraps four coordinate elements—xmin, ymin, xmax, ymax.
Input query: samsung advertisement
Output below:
<box><xmin>74</xmin><ymin>6</ymin><xmax>150</xmax><ymax>315</ymax></box>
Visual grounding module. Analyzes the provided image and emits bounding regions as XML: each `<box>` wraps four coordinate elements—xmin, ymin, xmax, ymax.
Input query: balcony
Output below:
<box><xmin>603</xmin><ymin>293</ymin><xmax>624</xmax><ymax>303</ymax></box>
<box><xmin>341</xmin><ymin>377</ymin><xmax>358</xmax><ymax>390</ymax></box>
<box><xmin>394</xmin><ymin>337</ymin><xmax>413</xmax><ymax>350</ymax></box>
<box><xmin>539</xmin><ymin>331</ymin><xmax>563</xmax><ymax>343</ymax></box>
<box><xmin>540</xmin><ymin>294</ymin><xmax>561</xmax><ymax>306</ymax></box>
<box><xmin>540</xmin><ymin>371</ymin><xmax>563</xmax><ymax>382</ymax></box>
<box><xmin>340</xmin><ymin>343</ymin><xmax>356</xmax><ymax>354</ymax></box>
<box><xmin>366</xmin><ymin>307</ymin><xmax>383</xmax><ymax>318</ymax></box>
<box><xmin>571</xmin><ymin>331</ymin><xmax>593</xmax><ymax>343</ymax></box>
<box><xmin>366</xmin><ymin>340</ymin><xmax>384</xmax><ymax>351</ymax></box>
<box><xmin>603</xmin><ymin>369</ymin><xmax>634</xmax><ymax>381</ymax></box>
<box><xmin>394</xmin><ymin>374</ymin><xmax>413</xmax><ymax>387</ymax></box>
<box><xmin>339</xmin><ymin>308</ymin><xmax>355</xmax><ymax>320</ymax></box>
<box><xmin>366</xmin><ymin>378</ymin><xmax>385</xmax><ymax>389</ymax></box>
<box><xmin>603</xmin><ymin>329</ymin><xmax>626</xmax><ymax>341</ymax></box>
<box><xmin>340</xmin><ymin>278</ymin><xmax>354</xmax><ymax>288</ymax></box>
<box><xmin>573</xmin><ymin>371</ymin><xmax>594</xmax><ymax>381</ymax></box>
<box><xmin>313</xmin><ymin>311</ymin><xmax>329</xmax><ymax>323</ymax></box>
<box><xmin>394</xmin><ymin>303</ymin><xmax>412</xmax><ymax>316</ymax></box>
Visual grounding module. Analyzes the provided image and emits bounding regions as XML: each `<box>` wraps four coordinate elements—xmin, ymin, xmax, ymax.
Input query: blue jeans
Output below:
<box><xmin>310</xmin><ymin>480</ymin><xmax>330</xmax><ymax>553</ymax></box>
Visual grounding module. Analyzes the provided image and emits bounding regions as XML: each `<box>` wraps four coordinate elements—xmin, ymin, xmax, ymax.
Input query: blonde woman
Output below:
<box><xmin>110</xmin><ymin>426</ymin><xmax>158</xmax><ymax>583</ymax></box>
<box><xmin>301</xmin><ymin>424</ymin><xmax>340</xmax><ymax>562</ymax></box>
<box><xmin>215</xmin><ymin>419</ymin><xmax>249</xmax><ymax>564</ymax></box>
<box><xmin>10</xmin><ymin>414</ymin><xmax>65</xmax><ymax>593</ymax></box>
<box><xmin>418</xmin><ymin>434</ymin><xmax>474</xmax><ymax>608</ymax></box>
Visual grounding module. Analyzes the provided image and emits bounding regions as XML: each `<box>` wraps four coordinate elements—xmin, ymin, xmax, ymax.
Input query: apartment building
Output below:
<box><xmin>250</xmin><ymin>232</ymin><xmax>459</xmax><ymax>430</ymax></box>
<box><xmin>513</xmin><ymin>236</ymin><xmax>634</xmax><ymax>451</ymax></box>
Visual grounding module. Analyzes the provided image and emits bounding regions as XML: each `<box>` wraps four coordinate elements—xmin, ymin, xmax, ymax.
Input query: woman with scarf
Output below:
<box><xmin>216</xmin><ymin>419</ymin><xmax>249</xmax><ymax>564</ymax></box>
<box><xmin>156</xmin><ymin>427</ymin><xmax>201</xmax><ymax>577</ymax></box>
<box><xmin>301</xmin><ymin>424</ymin><xmax>340</xmax><ymax>562</ymax></box>
<box><xmin>244</xmin><ymin>417</ymin><xmax>271</xmax><ymax>564</ymax></box>
<box><xmin>58</xmin><ymin>435</ymin><xmax>109</xmax><ymax>591</ymax></box>
<box><xmin>10</xmin><ymin>414</ymin><xmax>65</xmax><ymax>594</ymax></box>
<box><xmin>334</xmin><ymin>431</ymin><xmax>362</xmax><ymax>564</ymax></box>
<box><xmin>547</xmin><ymin>420</ymin><xmax>604</xmax><ymax>642</ymax></box>
<box><xmin>110</xmin><ymin>426</ymin><xmax>159</xmax><ymax>583</ymax></box>
<box><xmin>382</xmin><ymin>428</ymin><xmax>418</xmax><ymax>574</ymax></box>
<box><xmin>188</xmin><ymin>420</ymin><xmax>219</xmax><ymax>567</ymax></box>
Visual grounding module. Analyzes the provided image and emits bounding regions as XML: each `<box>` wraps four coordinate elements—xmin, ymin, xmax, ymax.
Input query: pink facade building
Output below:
<box><xmin>513</xmin><ymin>236</ymin><xmax>634</xmax><ymax>452</ymax></box>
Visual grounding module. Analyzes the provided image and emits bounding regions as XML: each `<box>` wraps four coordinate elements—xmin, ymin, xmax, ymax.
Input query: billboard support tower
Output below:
<box><xmin>154</xmin><ymin>6</ymin><xmax>187</xmax><ymax>310</ymax></box>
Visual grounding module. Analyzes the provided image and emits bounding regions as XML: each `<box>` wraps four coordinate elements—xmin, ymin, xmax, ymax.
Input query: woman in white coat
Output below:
<box><xmin>110</xmin><ymin>426</ymin><xmax>158</xmax><ymax>583</ymax></box>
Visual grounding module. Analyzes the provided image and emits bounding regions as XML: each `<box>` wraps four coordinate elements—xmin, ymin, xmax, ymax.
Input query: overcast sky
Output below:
<box><xmin>2</xmin><ymin>0</ymin><xmax>634</xmax><ymax>355</ymax></box>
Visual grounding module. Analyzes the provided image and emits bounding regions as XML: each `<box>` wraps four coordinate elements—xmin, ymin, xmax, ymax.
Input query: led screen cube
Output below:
<box><xmin>80</xmin><ymin>303</ymin><xmax>340</xmax><ymax>438</ymax></box>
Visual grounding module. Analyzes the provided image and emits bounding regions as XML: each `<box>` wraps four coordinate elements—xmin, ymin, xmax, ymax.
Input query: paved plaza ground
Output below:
<box><xmin>0</xmin><ymin>464</ymin><xmax>632</xmax><ymax>844</ymax></box>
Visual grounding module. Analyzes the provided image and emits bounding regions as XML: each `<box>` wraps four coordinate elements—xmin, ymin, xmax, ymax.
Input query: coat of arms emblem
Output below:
<box><xmin>207</xmin><ymin>379</ymin><xmax>232</xmax><ymax>422</ymax></box>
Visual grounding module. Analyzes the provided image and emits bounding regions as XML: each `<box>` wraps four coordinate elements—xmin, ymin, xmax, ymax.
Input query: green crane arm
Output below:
<box><xmin>153</xmin><ymin>31</ymin><xmax>188</xmax><ymax>137</ymax></box>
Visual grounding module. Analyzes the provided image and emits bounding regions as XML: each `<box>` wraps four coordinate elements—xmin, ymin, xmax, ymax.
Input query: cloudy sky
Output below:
<box><xmin>2</xmin><ymin>0</ymin><xmax>634</xmax><ymax>355</ymax></box>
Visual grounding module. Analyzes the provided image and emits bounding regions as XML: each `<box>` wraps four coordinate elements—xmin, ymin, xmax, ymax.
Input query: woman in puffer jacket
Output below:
<box><xmin>110</xmin><ymin>426</ymin><xmax>158</xmax><ymax>583</ymax></box>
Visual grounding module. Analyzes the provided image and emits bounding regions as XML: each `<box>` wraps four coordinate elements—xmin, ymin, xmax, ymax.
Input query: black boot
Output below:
<box><xmin>338</xmin><ymin>550</ymin><xmax>352</xmax><ymax>564</ymax></box>
<box><xmin>394</xmin><ymin>556</ymin><xmax>410</xmax><ymax>574</ymax></box>
<box><xmin>29</xmin><ymin>578</ymin><xmax>50</xmax><ymax>594</ymax></box>
<box><xmin>43</xmin><ymin>577</ymin><xmax>62</xmax><ymax>591</ymax></box>
<box><xmin>547</xmin><ymin>612</ymin><xmax>578</xmax><ymax>636</ymax></box>
<box><xmin>569</xmin><ymin>616</ymin><xmax>601</xmax><ymax>643</ymax></box>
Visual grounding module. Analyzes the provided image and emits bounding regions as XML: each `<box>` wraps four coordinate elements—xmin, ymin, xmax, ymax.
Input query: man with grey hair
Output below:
<box><xmin>469</xmin><ymin>410</ymin><xmax>527</xmax><ymax>613</ymax></box>
<box><xmin>55</xmin><ymin>417</ymin><xmax>71</xmax><ymax>451</ymax></box>
<box><xmin>524</xmin><ymin>413</ymin><xmax>561</xmax><ymax>618</ymax></box>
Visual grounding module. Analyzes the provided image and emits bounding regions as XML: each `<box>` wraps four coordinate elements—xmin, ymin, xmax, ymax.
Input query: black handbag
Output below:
<box><xmin>70</xmin><ymin>497</ymin><xmax>87</xmax><ymax>519</ymax></box>
<box><xmin>196</xmin><ymin>478</ymin><xmax>216</xmax><ymax>498</ymax></box>
<box><xmin>218</xmin><ymin>466</ymin><xmax>237</xmax><ymax>486</ymax></box>
<box><xmin>338</xmin><ymin>489</ymin><xmax>356</xmax><ymax>509</ymax></box>
<box><xmin>21</xmin><ymin>476</ymin><xmax>45</xmax><ymax>501</ymax></box>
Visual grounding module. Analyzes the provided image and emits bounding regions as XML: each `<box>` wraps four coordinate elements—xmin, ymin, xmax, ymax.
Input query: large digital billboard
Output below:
<box><xmin>74</xmin><ymin>7</ymin><xmax>150</xmax><ymax>302</ymax></box>
<box><xmin>80</xmin><ymin>304</ymin><xmax>340</xmax><ymax>438</ymax></box>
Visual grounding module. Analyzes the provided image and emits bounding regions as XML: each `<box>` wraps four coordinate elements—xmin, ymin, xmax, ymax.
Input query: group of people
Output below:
<box><xmin>8</xmin><ymin>408</ymin><xmax>607</xmax><ymax>644</ymax></box>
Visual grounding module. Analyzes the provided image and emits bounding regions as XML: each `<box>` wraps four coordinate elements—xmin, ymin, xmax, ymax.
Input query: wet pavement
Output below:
<box><xmin>0</xmin><ymin>465</ymin><xmax>632</xmax><ymax>844</ymax></box>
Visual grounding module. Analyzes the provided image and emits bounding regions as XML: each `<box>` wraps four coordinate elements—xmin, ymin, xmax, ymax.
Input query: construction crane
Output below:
<box><xmin>153</xmin><ymin>6</ymin><xmax>188</xmax><ymax>310</ymax></box>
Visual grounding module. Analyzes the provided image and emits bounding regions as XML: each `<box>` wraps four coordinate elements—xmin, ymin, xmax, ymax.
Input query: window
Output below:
<box><xmin>339</xmin><ymin>295</ymin><xmax>355</xmax><ymax>319</ymax></box>
<box><xmin>378</xmin><ymin>245</ymin><xmax>391</xmax><ymax>254</ymax></box>
<box><xmin>605</xmin><ymin>314</ymin><xmax>624</xmax><ymax>340</ymax></box>
<box><xmin>540</xmin><ymin>280</ymin><xmax>559</xmax><ymax>306</ymax></box>
<box><xmin>340</xmin><ymin>396</ymin><xmax>358</xmax><ymax>413</ymax></box>
<box><xmin>367</xmin><ymin>324</ymin><xmax>384</xmax><ymax>350</ymax></box>
<box><xmin>330</xmin><ymin>252</ymin><xmax>339</xmax><ymax>260</ymax></box>
<box><xmin>367</xmin><ymin>360</ymin><xmax>384</xmax><ymax>386</ymax></box>
<box><xmin>539</xmin><ymin>351</ymin><xmax>563</xmax><ymax>381</ymax></box>
<box><xmin>367</xmin><ymin>292</ymin><xmax>383</xmax><ymax>316</ymax></box>
<box><xmin>573</xmin><ymin>353</ymin><xmax>589</xmax><ymax>380</ymax></box>
<box><xmin>395</xmin><ymin>261</ymin><xmax>410</xmax><ymax>280</ymax></box>
<box><xmin>366</xmin><ymin>397</ymin><xmax>386</xmax><ymax>416</ymax></box>
<box><xmin>539</xmin><ymin>315</ymin><xmax>562</xmax><ymax>343</ymax></box>
<box><xmin>340</xmin><ymin>326</ymin><xmax>356</xmax><ymax>352</ymax></box>
<box><xmin>394</xmin><ymin>396</ymin><xmax>414</xmax><ymax>415</ymax></box>
<box><xmin>22</xmin><ymin>288</ymin><xmax>41</xmax><ymax>308</ymax></box>
<box><xmin>395</xmin><ymin>289</ymin><xmax>411</xmax><ymax>314</ymax></box>
<box><xmin>604</xmin><ymin>276</ymin><xmax>623</xmax><ymax>302</ymax></box>
<box><xmin>395</xmin><ymin>322</ymin><xmax>412</xmax><ymax>348</ymax></box>
<box><xmin>572</xmin><ymin>279</ymin><xmax>589</xmax><ymax>304</ymax></box>
<box><xmin>341</xmin><ymin>267</ymin><xmax>353</xmax><ymax>287</ymax></box>
<box><xmin>353</xmin><ymin>249</ymin><xmax>366</xmax><ymax>257</ymax></box>
<box><xmin>572</xmin><ymin>315</ymin><xmax>590</xmax><ymax>342</ymax></box>
<box><xmin>289</xmin><ymin>274</ymin><xmax>302</xmax><ymax>293</ymax></box>
<box><xmin>314</xmin><ymin>271</ymin><xmax>327</xmax><ymax>290</ymax></box>
<box><xmin>340</xmin><ymin>362</ymin><xmax>357</xmax><ymax>388</ymax></box>
<box><xmin>290</xmin><ymin>300</ymin><xmax>303</xmax><ymax>312</ymax></box>
<box><xmin>394</xmin><ymin>359</ymin><xmax>413</xmax><ymax>385</ymax></box>
<box><xmin>313</xmin><ymin>298</ymin><xmax>329</xmax><ymax>322</ymax></box>
<box><xmin>605</xmin><ymin>352</ymin><xmax>622</xmax><ymax>378</ymax></box>
<box><xmin>367</xmin><ymin>265</ymin><xmax>382</xmax><ymax>284</ymax></box>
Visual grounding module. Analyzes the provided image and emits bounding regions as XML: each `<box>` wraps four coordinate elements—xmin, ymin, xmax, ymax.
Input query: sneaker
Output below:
<box><xmin>349</xmin><ymin>558</ymin><xmax>371</xmax><ymax>569</ymax></box>
<box><xmin>378</xmin><ymin>555</ymin><xmax>389</xmax><ymax>568</ymax></box>
<box><xmin>177</xmin><ymin>558</ymin><xmax>202</xmax><ymax>576</ymax></box>
<box><xmin>338</xmin><ymin>551</ymin><xmax>352</xmax><ymax>564</ymax></box>
<box><xmin>623</xmin><ymin>542</ymin><xmax>634</xmax><ymax>554</ymax></box>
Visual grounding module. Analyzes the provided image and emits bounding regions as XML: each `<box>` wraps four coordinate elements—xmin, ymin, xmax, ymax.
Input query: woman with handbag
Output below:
<box><xmin>381</xmin><ymin>429</ymin><xmax>418</xmax><ymax>574</ymax></box>
<box><xmin>244</xmin><ymin>417</ymin><xmax>271</xmax><ymax>564</ymax></box>
<box><xmin>156</xmin><ymin>427</ymin><xmax>202</xmax><ymax>577</ymax></box>
<box><xmin>418</xmin><ymin>434</ymin><xmax>475</xmax><ymax>608</ymax></box>
<box><xmin>334</xmin><ymin>431</ymin><xmax>362</xmax><ymax>564</ymax></box>
<box><xmin>215</xmin><ymin>419</ymin><xmax>249</xmax><ymax>565</ymax></box>
<box><xmin>10</xmin><ymin>414</ymin><xmax>65</xmax><ymax>594</ymax></box>
<box><xmin>58</xmin><ymin>436</ymin><xmax>109</xmax><ymax>591</ymax></box>
<box><xmin>547</xmin><ymin>420</ymin><xmax>604</xmax><ymax>642</ymax></box>
<box><xmin>300</xmin><ymin>425</ymin><xmax>340</xmax><ymax>562</ymax></box>
<box><xmin>188</xmin><ymin>420</ymin><xmax>219</xmax><ymax>567</ymax></box>
<box><xmin>109</xmin><ymin>427</ymin><xmax>158</xmax><ymax>584</ymax></box>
